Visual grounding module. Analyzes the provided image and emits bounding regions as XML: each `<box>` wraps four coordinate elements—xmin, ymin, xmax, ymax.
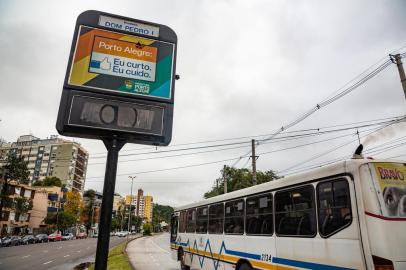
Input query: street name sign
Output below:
<box><xmin>56</xmin><ymin>10</ymin><xmax>177</xmax><ymax>146</ymax></box>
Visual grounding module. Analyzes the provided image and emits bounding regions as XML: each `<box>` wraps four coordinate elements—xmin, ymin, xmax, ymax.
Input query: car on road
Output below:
<box><xmin>1</xmin><ymin>236</ymin><xmax>21</xmax><ymax>247</ymax></box>
<box><xmin>76</xmin><ymin>232</ymin><xmax>87</xmax><ymax>239</ymax></box>
<box><xmin>20</xmin><ymin>235</ymin><xmax>36</xmax><ymax>245</ymax></box>
<box><xmin>92</xmin><ymin>232</ymin><xmax>98</xmax><ymax>238</ymax></box>
<box><xmin>62</xmin><ymin>233</ymin><xmax>74</xmax><ymax>241</ymax></box>
<box><xmin>116</xmin><ymin>231</ymin><xmax>129</xmax><ymax>237</ymax></box>
<box><xmin>48</xmin><ymin>233</ymin><xmax>62</xmax><ymax>241</ymax></box>
<box><xmin>35</xmin><ymin>234</ymin><xmax>48</xmax><ymax>243</ymax></box>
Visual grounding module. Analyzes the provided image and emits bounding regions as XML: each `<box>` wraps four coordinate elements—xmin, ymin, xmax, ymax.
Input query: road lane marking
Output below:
<box><xmin>43</xmin><ymin>261</ymin><xmax>53</xmax><ymax>265</ymax></box>
<box><xmin>64</xmin><ymin>255</ymin><xmax>70</xmax><ymax>258</ymax></box>
<box><xmin>22</xmin><ymin>255</ymin><xmax>31</xmax><ymax>259</ymax></box>
<box><xmin>77</xmin><ymin>250</ymin><xmax>82</xmax><ymax>253</ymax></box>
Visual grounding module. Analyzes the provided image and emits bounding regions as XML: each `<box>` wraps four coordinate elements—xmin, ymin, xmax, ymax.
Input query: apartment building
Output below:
<box><xmin>29</xmin><ymin>186</ymin><xmax>65</xmax><ymax>230</ymax></box>
<box><xmin>0</xmin><ymin>182</ymin><xmax>36</xmax><ymax>235</ymax></box>
<box><xmin>125</xmin><ymin>189</ymin><xmax>153</xmax><ymax>222</ymax></box>
<box><xmin>0</xmin><ymin>135</ymin><xmax>89</xmax><ymax>193</ymax></box>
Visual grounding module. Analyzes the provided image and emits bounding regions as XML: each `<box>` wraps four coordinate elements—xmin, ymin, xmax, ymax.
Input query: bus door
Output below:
<box><xmin>170</xmin><ymin>213</ymin><xmax>179</xmax><ymax>243</ymax></box>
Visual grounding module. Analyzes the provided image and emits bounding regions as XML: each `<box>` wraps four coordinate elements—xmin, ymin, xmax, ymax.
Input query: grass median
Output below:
<box><xmin>89</xmin><ymin>240</ymin><xmax>133</xmax><ymax>270</ymax></box>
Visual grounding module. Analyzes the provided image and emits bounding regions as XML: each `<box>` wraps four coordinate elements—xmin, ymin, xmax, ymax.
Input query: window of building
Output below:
<box><xmin>208</xmin><ymin>203</ymin><xmax>224</xmax><ymax>234</ymax></box>
<box><xmin>196</xmin><ymin>206</ymin><xmax>208</xmax><ymax>233</ymax></box>
<box><xmin>179</xmin><ymin>211</ymin><xmax>187</xmax><ymax>233</ymax></box>
<box><xmin>275</xmin><ymin>185</ymin><xmax>316</xmax><ymax>236</ymax></box>
<box><xmin>246</xmin><ymin>193</ymin><xmax>273</xmax><ymax>235</ymax></box>
<box><xmin>225</xmin><ymin>199</ymin><xmax>244</xmax><ymax>234</ymax></box>
<box><xmin>317</xmin><ymin>179</ymin><xmax>352</xmax><ymax>237</ymax></box>
<box><xmin>186</xmin><ymin>208</ymin><xmax>196</xmax><ymax>233</ymax></box>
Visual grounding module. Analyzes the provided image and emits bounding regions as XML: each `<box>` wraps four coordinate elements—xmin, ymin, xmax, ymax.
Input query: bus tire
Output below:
<box><xmin>237</xmin><ymin>262</ymin><xmax>253</xmax><ymax>270</ymax></box>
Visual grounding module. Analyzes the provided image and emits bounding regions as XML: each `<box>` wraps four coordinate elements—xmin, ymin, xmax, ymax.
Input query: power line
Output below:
<box><xmin>231</xmin><ymin>54</ymin><xmax>396</xmax><ymax>167</ymax></box>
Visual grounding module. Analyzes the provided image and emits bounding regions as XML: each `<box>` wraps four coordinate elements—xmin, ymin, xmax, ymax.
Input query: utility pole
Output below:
<box><xmin>390</xmin><ymin>54</ymin><xmax>406</xmax><ymax>99</ymax></box>
<box><xmin>251</xmin><ymin>139</ymin><xmax>258</xmax><ymax>186</ymax></box>
<box><xmin>223</xmin><ymin>165</ymin><xmax>227</xmax><ymax>194</ymax></box>
<box><xmin>128</xmin><ymin>176</ymin><xmax>136</xmax><ymax>234</ymax></box>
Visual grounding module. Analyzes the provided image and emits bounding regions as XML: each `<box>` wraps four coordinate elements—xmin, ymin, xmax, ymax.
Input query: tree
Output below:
<box><xmin>33</xmin><ymin>176</ymin><xmax>62</xmax><ymax>187</ymax></box>
<box><xmin>14</xmin><ymin>197</ymin><xmax>33</xmax><ymax>221</ymax></box>
<box><xmin>81</xmin><ymin>189</ymin><xmax>96</xmax><ymax>234</ymax></box>
<box><xmin>44</xmin><ymin>211</ymin><xmax>77</xmax><ymax>233</ymax></box>
<box><xmin>204</xmin><ymin>166</ymin><xmax>281</xmax><ymax>199</ymax></box>
<box><xmin>0</xmin><ymin>153</ymin><xmax>30</xmax><ymax>220</ymax></box>
<box><xmin>143</xmin><ymin>223</ymin><xmax>152</xmax><ymax>235</ymax></box>
<box><xmin>64</xmin><ymin>191</ymin><xmax>81</xmax><ymax>217</ymax></box>
<box><xmin>152</xmin><ymin>204</ymin><xmax>174</xmax><ymax>226</ymax></box>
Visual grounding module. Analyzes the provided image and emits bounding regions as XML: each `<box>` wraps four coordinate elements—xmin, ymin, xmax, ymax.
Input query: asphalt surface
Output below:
<box><xmin>126</xmin><ymin>233</ymin><xmax>180</xmax><ymax>270</ymax></box>
<box><xmin>0</xmin><ymin>236</ymin><xmax>128</xmax><ymax>270</ymax></box>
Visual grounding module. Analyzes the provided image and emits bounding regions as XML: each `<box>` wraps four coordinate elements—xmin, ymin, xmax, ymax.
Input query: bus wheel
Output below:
<box><xmin>180</xmin><ymin>251</ymin><xmax>190</xmax><ymax>270</ymax></box>
<box><xmin>238</xmin><ymin>263</ymin><xmax>253</xmax><ymax>270</ymax></box>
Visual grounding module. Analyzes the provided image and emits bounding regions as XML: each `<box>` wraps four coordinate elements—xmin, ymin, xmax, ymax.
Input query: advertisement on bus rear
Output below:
<box><xmin>373</xmin><ymin>162</ymin><xmax>406</xmax><ymax>217</ymax></box>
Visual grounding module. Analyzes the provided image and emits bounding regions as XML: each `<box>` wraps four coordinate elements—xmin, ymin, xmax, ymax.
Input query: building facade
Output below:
<box><xmin>0</xmin><ymin>135</ymin><xmax>89</xmax><ymax>193</ymax></box>
<box><xmin>29</xmin><ymin>186</ymin><xmax>65</xmax><ymax>231</ymax></box>
<box><xmin>0</xmin><ymin>182</ymin><xmax>36</xmax><ymax>235</ymax></box>
<box><xmin>125</xmin><ymin>189</ymin><xmax>153</xmax><ymax>222</ymax></box>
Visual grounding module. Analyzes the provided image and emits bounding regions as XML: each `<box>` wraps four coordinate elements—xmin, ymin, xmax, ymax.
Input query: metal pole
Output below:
<box><xmin>128</xmin><ymin>176</ymin><xmax>135</xmax><ymax>233</ymax></box>
<box><xmin>94</xmin><ymin>138</ymin><xmax>125</xmax><ymax>270</ymax></box>
<box><xmin>251</xmin><ymin>139</ymin><xmax>257</xmax><ymax>185</ymax></box>
<box><xmin>391</xmin><ymin>54</ymin><xmax>406</xmax><ymax>99</ymax></box>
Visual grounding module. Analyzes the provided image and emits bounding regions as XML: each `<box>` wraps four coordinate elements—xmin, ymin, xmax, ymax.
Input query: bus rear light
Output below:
<box><xmin>373</xmin><ymin>255</ymin><xmax>394</xmax><ymax>270</ymax></box>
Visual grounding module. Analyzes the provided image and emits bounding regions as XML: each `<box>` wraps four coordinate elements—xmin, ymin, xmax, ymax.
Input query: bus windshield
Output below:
<box><xmin>370</xmin><ymin>162</ymin><xmax>406</xmax><ymax>217</ymax></box>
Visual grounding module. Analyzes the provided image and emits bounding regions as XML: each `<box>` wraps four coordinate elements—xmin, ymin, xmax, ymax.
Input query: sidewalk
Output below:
<box><xmin>126</xmin><ymin>233</ymin><xmax>179</xmax><ymax>270</ymax></box>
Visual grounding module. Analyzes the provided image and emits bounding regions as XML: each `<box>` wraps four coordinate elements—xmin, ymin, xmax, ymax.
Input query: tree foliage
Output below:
<box><xmin>81</xmin><ymin>189</ymin><xmax>97</xmax><ymax>232</ymax></box>
<box><xmin>3</xmin><ymin>153</ymin><xmax>30</xmax><ymax>184</ymax></box>
<box><xmin>44</xmin><ymin>211</ymin><xmax>77</xmax><ymax>232</ymax></box>
<box><xmin>14</xmin><ymin>197</ymin><xmax>33</xmax><ymax>215</ymax></box>
<box><xmin>33</xmin><ymin>176</ymin><xmax>62</xmax><ymax>187</ymax></box>
<box><xmin>64</xmin><ymin>191</ymin><xmax>81</xmax><ymax>217</ymax></box>
<box><xmin>152</xmin><ymin>204</ymin><xmax>174</xmax><ymax>226</ymax></box>
<box><xmin>204</xmin><ymin>166</ymin><xmax>281</xmax><ymax>199</ymax></box>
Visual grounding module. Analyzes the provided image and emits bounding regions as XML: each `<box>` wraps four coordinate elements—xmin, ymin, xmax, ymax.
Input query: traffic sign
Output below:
<box><xmin>56</xmin><ymin>10</ymin><xmax>177</xmax><ymax>146</ymax></box>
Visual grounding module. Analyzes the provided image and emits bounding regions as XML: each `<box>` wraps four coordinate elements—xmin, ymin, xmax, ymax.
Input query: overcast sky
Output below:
<box><xmin>1</xmin><ymin>0</ymin><xmax>406</xmax><ymax>207</ymax></box>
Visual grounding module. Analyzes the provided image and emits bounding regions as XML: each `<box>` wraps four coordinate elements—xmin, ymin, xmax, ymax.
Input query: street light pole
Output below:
<box><xmin>128</xmin><ymin>176</ymin><xmax>136</xmax><ymax>234</ymax></box>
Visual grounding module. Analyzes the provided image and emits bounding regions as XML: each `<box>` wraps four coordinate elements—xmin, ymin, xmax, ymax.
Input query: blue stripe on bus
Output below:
<box><xmin>224</xmin><ymin>248</ymin><xmax>261</xmax><ymax>260</ymax></box>
<box><xmin>272</xmin><ymin>257</ymin><xmax>355</xmax><ymax>270</ymax></box>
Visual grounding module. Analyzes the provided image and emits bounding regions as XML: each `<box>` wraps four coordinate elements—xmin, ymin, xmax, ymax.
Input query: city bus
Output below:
<box><xmin>170</xmin><ymin>158</ymin><xmax>406</xmax><ymax>270</ymax></box>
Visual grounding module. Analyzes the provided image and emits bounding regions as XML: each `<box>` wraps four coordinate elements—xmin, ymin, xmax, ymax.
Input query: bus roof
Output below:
<box><xmin>174</xmin><ymin>158</ymin><xmax>404</xmax><ymax>211</ymax></box>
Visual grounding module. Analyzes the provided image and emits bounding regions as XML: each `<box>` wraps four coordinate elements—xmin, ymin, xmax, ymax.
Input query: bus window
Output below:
<box><xmin>209</xmin><ymin>203</ymin><xmax>224</xmax><ymax>234</ymax></box>
<box><xmin>225</xmin><ymin>199</ymin><xmax>244</xmax><ymax>234</ymax></box>
<box><xmin>196</xmin><ymin>206</ymin><xmax>208</xmax><ymax>233</ymax></box>
<box><xmin>179</xmin><ymin>210</ymin><xmax>187</xmax><ymax>233</ymax></box>
<box><xmin>186</xmin><ymin>208</ymin><xmax>196</xmax><ymax>233</ymax></box>
<box><xmin>246</xmin><ymin>193</ymin><xmax>273</xmax><ymax>235</ymax></box>
<box><xmin>275</xmin><ymin>185</ymin><xmax>316</xmax><ymax>237</ymax></box>
<box><xmin>317</xmin><ymin>179</ymin><xmax>352</xmax><ymax>237</ymax></box>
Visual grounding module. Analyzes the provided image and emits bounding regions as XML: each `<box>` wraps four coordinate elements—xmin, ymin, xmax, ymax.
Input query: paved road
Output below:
<box><xmin>127</xmin><ymin>233</ymin><xmax>180</xmax><ymax>270</ymax></box>
<box><xmin>0</xmin><ymin>236</ymin><xmax>127</xmax><ymax>270</ymax></box>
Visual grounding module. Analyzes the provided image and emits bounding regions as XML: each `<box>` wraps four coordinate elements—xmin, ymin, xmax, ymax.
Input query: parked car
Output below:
<box><xmin>62</xmin><ymin>233</ymin><xmax>74</xmax><ymax>241</ymax></box>
<box><xmin>20</xmin><ymin>235</ymin><xmax>36</xmax><ymax>245</ymax></box>
<box><xmin>116</xmin><ymin>231</ymin><xmax>129</xmax><ymax>237</ymax></box>
<box><xmin>2</xmin><ymin>236</ymin><xmax>21</xmax><ymax>247</ymax></box>
<box><xmin>35</xmin><ymin>234</ymin><xmax>49</xmax><ymax>243</ymax></box>
<box><xmin>48</xmin><ymin>233</ymin><xmax>62</xmax><ymax>241</ymax></box>
<box><xmin>76</xmin><ymin>232</ymin><xmax>87</xmax><ymax>239</ymax></box>
<box><xmin>92</xmin><ymin>232</ymin><xmax>98</xmax><ymax>238</ymax></box>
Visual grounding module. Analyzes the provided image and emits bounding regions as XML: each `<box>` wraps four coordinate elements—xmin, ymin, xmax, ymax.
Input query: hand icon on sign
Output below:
<box><xmin>100</xmin><ymin>57</ymin><xmax>111</xmax><ymax>70</ymax></box>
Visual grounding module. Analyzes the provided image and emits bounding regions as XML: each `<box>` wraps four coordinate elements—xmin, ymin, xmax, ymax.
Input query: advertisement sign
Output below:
<box><xmin>68</xmin><ymin>26</ymin><xmax>175</xmax><ymax>100</ymax></box>
<box><xmin>373</xmin><ymin>162</ymin><xmax>406</xmax><ymax>217</ymax></box>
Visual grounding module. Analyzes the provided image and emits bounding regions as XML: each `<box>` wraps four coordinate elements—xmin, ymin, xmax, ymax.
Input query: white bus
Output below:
<box><xmin>170</xmin><ymin>158</ymin><xmax>406</xmax><ymax>270</ymax></box>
